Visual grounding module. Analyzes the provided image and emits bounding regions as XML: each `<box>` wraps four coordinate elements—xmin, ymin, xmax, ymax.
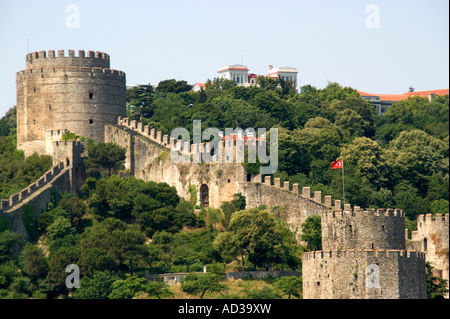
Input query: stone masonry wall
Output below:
<box><xmin>17</xmin><ymin>50</ymin><xmax>126</xmax><ymax>156</ymax></box>
<box><xmin>302</xmin><ymin>249</ymin><xmax>426</xmax><ymax>299</ymax></box>
<box><xmin>407</xmin><ymin>213</ymin><xmax>449</xmax><ymax>296</ymax></box>
<box><xmin>104</xmin><ymin>119</ymin><xmax>338</xmax><ymax>240</ymax></box>
<box><xmin>0</xmin><ymin>140</ymin><xmax>85</xmax><ymax>240</ymax></box>
<box><xmin>321</xmin><ymin>209</ymin><xmax>406</xmax><ymax>250</ymax></box>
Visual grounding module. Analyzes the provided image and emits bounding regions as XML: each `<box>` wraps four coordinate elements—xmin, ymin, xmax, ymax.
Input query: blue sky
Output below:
<box><xmin>0</xmin><ymin>0</ymin><xmax>448</xmax><ymax>116</ymax></box>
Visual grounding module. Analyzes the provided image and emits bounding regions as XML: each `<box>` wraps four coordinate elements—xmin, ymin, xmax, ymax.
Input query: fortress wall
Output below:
<box><xmin>408</xmin><ymin>213</ymin><xmax>449</xmax><ymax>294</ymax></box>
<box><xmin>0</xmin><ymin>139</ymin><xmax>85</xmax><ymax>240</ymax></box>
<box><xmin>105</xmin><ymin>124</ymin><xmax>246</xmax><ymax>208</ymax></box>
<box><xmin>321</xmin><ymin>209</ymin><xmax>406</xmax><ymax>250</ymax></box>
<box><xmin>237</xmin><ymin>182</ymin><xmax>327</xmax><ymax>241</ymax></box>
<box><xmin>0</xmin><ymin>164</ymin><xmax>72</xmax><ymax>240</ymax></box>
<box><xmin>302</xmin><ymin>250</ymin><xmax>426</xmax><ymax>299</ymax></box>
<box><xmin>105</xmin><ymin>123</ymin><xmax>334</xmax><ymax>239</ymax></box>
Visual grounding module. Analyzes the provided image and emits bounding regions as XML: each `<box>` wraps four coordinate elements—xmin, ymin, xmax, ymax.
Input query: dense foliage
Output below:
<box><xmin>0</xmin><ymin>78</ymin><xmax>448</xmax><ymax>299</ymax></box>
<box><xmin>126</xmin><ymin>81</ymin><xmax>449</xmax><ymax>223</ymax></box>
<box><xmin>0</xmin><ymin>106</ymin><xmax>52</xmax><ymax>199</ymax></box>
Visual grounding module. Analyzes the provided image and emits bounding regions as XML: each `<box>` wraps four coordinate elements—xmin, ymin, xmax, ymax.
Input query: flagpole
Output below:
<box><xmin>342</xmin><ymin>158</ymin><xmax>346</xmax><ymax>206</ymax></box>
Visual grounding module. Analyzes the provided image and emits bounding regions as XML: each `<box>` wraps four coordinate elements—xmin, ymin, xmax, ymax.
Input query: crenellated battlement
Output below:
<box><xmin>322</xmin><ymin>208</ymin><xmax>404</xmax><ymax>219</ymax></box>
<box><xmin>302</xmin><ymin>248</ymin><xmax>427</xmax><ymax>299</ymax></box>
<box><xmin>303</xmin><ymin>249</ymin><xmax>426</xmax><ymax>261</ymax></box>
<box><xmin>17</xmin><ymin>50</ymin><xmax>126</xmax><ymax>156</ymax></box>
<box><xmin>321</xmin><ymin>207</ymin><xmax>406</xmax><ymax>251</ymax></box>
<box><xmin>25</xmin><ymin>50</ymin><xmax>110</xmax><ymax>69</ymax></box>
<box><xmin>117</xmin><ymin>116</ymin><xmax>266</xmax><ymax>161</ymax></box>
<box><xmin>17</xmin><ymin>65</ymin><xmax>125</xmax><ymax>78</ymax></box>
<box><xmin>116</xmin><ymin>116</ymin><xmax>340</xmax><ymax>210</ymax></box>
<box><xmin>417</xmin><ymin>213</ymin><xmax>449</xmax><ymax>224</ymax></box>
<box><xmin>0</xmin><ymin>161</ymin><xmax>68</xmax><ymax>213</ymax></box>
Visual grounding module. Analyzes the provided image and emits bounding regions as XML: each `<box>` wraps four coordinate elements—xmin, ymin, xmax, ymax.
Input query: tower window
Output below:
<box><xmin>49</xmin><ymin>105</ymin><xmax>52</xmax><ymax>111</ymax></box>
<box><xmin>89</xmin><ymin>119</ymin><xmax>94</xmax><ymax>125</ymax></box>
<box><xmin>89</xmin><ymin>93</ymin><xmax>94</xmax><ymax>99</ymax></box>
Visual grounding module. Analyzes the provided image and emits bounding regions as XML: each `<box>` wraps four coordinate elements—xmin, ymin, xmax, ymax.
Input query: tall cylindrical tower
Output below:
<box><xmin>16</xmin><ymin>49</ymin><xmax>126</xmax><ymax>155</ymax></box>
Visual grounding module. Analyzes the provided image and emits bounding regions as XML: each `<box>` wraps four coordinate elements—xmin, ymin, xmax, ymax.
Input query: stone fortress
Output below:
<box><xmin>1</xmin><ymin>50</ymin><xmax>448</xmax><ymax>299</ymax></box>
<box><xmin>16</xmin><ymin>49</ymin><xmax>126</xmax><ymax>156</ymax></box>
<box><xmin>303</xmin><ymin>208</ymin><xmax>428</xmax><ymax>299</ymax></box>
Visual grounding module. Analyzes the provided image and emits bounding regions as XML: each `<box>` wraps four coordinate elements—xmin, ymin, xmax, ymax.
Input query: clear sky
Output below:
<box><xmin>0</xmin><ymin>0</ymin><xmax>448</xmax><ymax>116</ymax></box>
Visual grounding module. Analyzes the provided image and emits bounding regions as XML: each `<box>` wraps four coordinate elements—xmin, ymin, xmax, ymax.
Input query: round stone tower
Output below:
<box><xmin>16</xmin><ymin>49</ymin><xmax>126</xmax><ymax>155</ymax></box>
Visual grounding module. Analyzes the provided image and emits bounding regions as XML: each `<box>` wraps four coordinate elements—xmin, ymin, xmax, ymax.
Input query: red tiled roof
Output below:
<box><xmin>404</xmin><ymin>89</ymin><xmax>449</xmax><ymax>97</ymax></box>
<box><xmin>357</xmin><ymin>89</ymin><xmax>448</xmax><ymax>102</ymax></box>
<box><xmin>195</xmin><ymin>83</ymin><xmax>206</xmax><ymax>90</ymax></box>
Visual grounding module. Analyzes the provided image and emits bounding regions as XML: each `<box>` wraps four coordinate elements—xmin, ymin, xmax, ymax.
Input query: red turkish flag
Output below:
<box><xmin>331</xmin><ymin>160</ymin><xmax>343</xmax><ymax>169</ymax></box>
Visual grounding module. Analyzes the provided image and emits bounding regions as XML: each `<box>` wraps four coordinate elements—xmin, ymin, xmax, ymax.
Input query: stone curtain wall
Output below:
<box><xmin>105</xmin><ymin>120</ymin><xmax>351</xmax><ymax>241</ymax></box>
<box><xmin>0</xmin><ymin>140</ymin><xmax>85</xmax><ymax>240</ymax></box>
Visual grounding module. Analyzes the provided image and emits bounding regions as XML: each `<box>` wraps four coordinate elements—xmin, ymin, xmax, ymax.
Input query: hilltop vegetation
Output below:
<box><xmin>0</xmin><ymin>79</ymin><xmax>448</xmax><ymax>299</ymax></box>
<box><xmin>127</xmin><ymin>80</ymin><xmax>449</xmax><ymax>222</ymax></box>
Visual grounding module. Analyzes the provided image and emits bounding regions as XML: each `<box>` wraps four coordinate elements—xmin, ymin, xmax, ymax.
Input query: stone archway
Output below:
<box><xmin>200</xmin><ymin>184</ymin><xmax>209</xmax><ymax>208</ymax></box>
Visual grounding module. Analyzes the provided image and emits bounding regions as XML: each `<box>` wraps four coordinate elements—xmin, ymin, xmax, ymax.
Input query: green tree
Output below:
<box><xmin>57</xmin><ymin>193</ymin><xmax>87</xmax><ymax>231</ymax></box>
<box><xmin>88</xmin><ymin>175</ymin><xmax>135</xmax><ymax>220</ymax></box>
<box><xmin>109</xmin><ymin>276</ymin><xmax>147</xmax><ymax>299</ymax></box>
<box><xmin>430</xmin><ymin>199</ymin><xmax>449</xmax><ymax>215</ymax></box>
<box><xmin>61</xmin><ymin>131</ymin><xmax>80</xmax><ymax>141</ymax></box>
<box><xmin>156</xmin><ymin>79</ymin><xmax>193</xmax><ymax>94</ymax></box>
<box><xmin>78</xmin><ymin>247</ymin><xmax>118</xmax><ymax>276</ymax></box>
<box><xmin>46</xmin><ymin>247</ymin><xmax>80</xmax><ymax>290</ymax></box>
<box><xmin>0</xmin><ymin>106</ymin><xmax>16</xmax><ymax>137</ymax></box>
<box><xmin>46</xmin><ymin>216</ymin><xmax>75</xmax><ymax>241</ymax></box>
<box><xmin>393</xmin><ymin>182</ymin><xmax>430</xmax><ymax>220</ymax></box>
<box><xmin>335</xmin><ymin>109</ymin><xmax>372</xmax><ymax>140</ymax></box>
<box><xmin>180</xmin><ymin>273</ymin><xmax>227</xmax><ymax>299</ymax></box>
<box><xmin>274</xmin><ymin>276</ymin><xmax>302</xmax><ymax>299</ymax></box>
<box><xmin>21</xmin><ymin>205</ymin><xmax>38</xmax><ymax>242</ymax></box>
<box><xmin>206</xmin><ymin>77</ymin><xmax>237</xmax><ymax>91</ymax></box>
<box><xmin>72</xmin><ymin>270</ymin><xmax>118</xmax><ymax>299</ymax></box>
<box><xmin>80</xmin><ymin>218</ymin><xmax>148</xmax><ymax>275</ymax></box>
<box><xmin>0</xmin><ymin>231</ymin><xmax>23</xmax><ymax>263</ymax></box>
<box><xmin>426</xmin><ymin>262</ymin><xmax>449</xmax><ymax>299</ymax></box>
<box><xmin>84</xmin><ymin>142</ymin><xmax>126</xmax><ymax>177</ymax></box>
<box><xmin>19</xmin><ymin>245</ymin><xmax>49</xmax><ymax>281</ymax></box>
<box><xmin>144</xmin><ymin>281</ymin><xmax>174</xmax><ymax>299</ymax></box>
<box><xmin>215</xmin><ymin>209</ymin><xmax>286</xmax><ymax>270</ymax></box>
<box><xmin>385</xmin><ymin>130</ymin><xmax>448</xmax><ymax>193</ymax></box>
<box><xmin>127</xmin><ymin>84</ymin><xmax>155</xmax><ymax>120</ymax></box>
<box><xmin>340</xmin><ymin>137</ymin><xmax>388</xmax><ymax>187</ymax></box>
<box><xmin>300</xmin><ymin>215</ymin><xmax>322</xmax><ymax>251</ymax></box>
<box><xmin>220</xmin><ymin>193</ymin><xmax>246</xmax><ymax>229</ymax></box>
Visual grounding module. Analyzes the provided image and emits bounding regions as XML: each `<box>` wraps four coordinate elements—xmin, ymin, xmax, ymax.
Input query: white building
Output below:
<box><xmin>267</xmin><ymin>65</ymin><xmax>298</xmax><ymax>85</ymax></box>
<box><xmin>218</xmin><ymin>64</ymin><xmax>249</xmax><ymax>86</ymax></box>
